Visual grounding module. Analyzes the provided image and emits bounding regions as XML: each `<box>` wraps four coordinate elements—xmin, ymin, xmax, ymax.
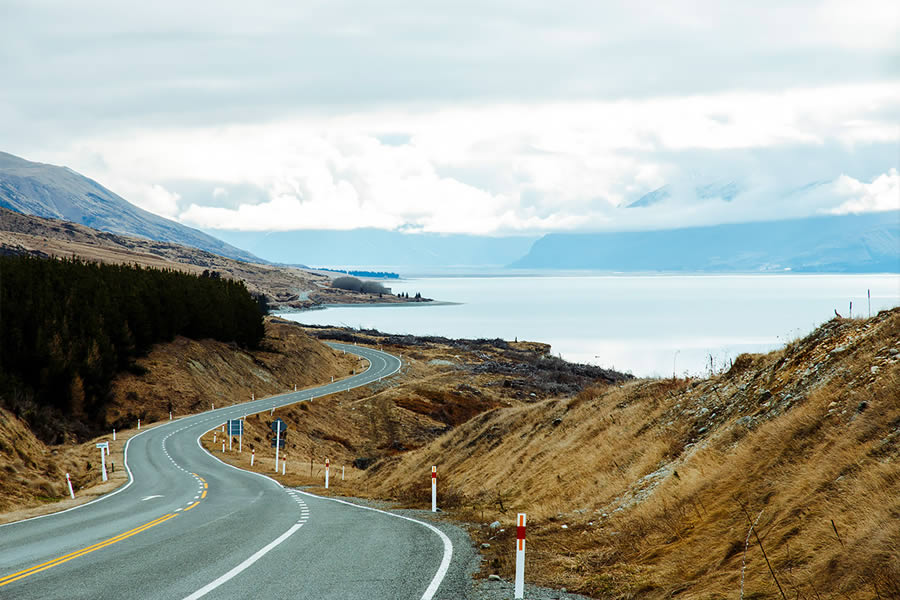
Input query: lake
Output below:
<box><xmin>276</xmin><ymin>274</ymin><xmax>900</xmax><ymax>377</ymax></box>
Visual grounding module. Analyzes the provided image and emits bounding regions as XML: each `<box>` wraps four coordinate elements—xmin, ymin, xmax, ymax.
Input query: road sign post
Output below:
<box><xmin>515</xmin><ymin>513</ymin><xmax>526</xmax><ymax>599</ymax></box>
<box><xmin>274</xmin><ymin>420</ymin><xmax>281</xmax><ymax>471</ymax></box>
<box><xmin>96</xmin><ymin>443</ymin><xmax>109</xmax><ymax>482</ymax></box>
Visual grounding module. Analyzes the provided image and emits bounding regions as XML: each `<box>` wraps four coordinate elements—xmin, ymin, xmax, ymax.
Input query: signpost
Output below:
<box><xmin>228</xmin><ymin>420</ymin><xmax>243</xmax><ymax>452</ymax></box>
<box><xmin>96</xmin><ymin>442</ymin><xmax>109</xmax><ymax>482</ymax></box>
<box><xmin>271</xmin><ymin>419</ymin><xmax>287</xmax><ymax>471</ymax></box>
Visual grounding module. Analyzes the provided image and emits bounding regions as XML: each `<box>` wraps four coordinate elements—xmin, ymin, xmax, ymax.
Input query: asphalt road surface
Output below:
<box><xmin>0</xmin><ymin>343</ymin><xmax>458</xmax><ymax>599</ymax></box>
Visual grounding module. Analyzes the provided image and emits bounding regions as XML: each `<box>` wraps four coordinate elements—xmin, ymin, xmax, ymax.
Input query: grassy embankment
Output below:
<box><xmin>206</xmin><ymin>311</ymin><xmax>900</xmax><ymax>599</ymax></box>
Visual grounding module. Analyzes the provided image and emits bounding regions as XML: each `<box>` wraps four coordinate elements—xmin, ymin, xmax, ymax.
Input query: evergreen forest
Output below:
<box><xmin>0</xmin><ymin>255</ymin><xmax>265</xmax><ymax>442</ymax></box>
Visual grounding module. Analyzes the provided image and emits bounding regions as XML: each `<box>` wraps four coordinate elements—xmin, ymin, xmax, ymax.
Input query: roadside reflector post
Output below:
<box><xmin>252</xmin><ymin>392</ymin><xmax>255</xmax><ymax>401</ymax></box>
<box><xmin>281</xmin><ymin>455</ymin><xmax>286</xmax><ymax>475</ymax></box>
<box><xmin>251</xmin><ymin>449</ymin><xmax>255</xmax><ymax>466</ymax></box>
<box><xmin>294</xmin><ymin>384</ymin><xmax>297</xmax><ymax>392</ymax></box>
<box><xmin>112</xmin><ymin>428</ymin><xmax>116</xmax><ymax>441</ymax></box>
<box><xmin>137</xmin><ymin>419</ymin><xmax>140</xmax><ymax>430</ymax></box>
<box><xmin>212</xmin><ymin>403</ymin><xmax>215</xmax><ymax>410</ymax></box>
<box><xmin>342</xmin><ymin>465</ymin><xmax>345</xmax><ymax>481</ymax></box>
<box><xmin>221</xmin><ymin>441</ymin><xmax>225</xmax><ymax>453</ymax></box>
<box><xmin>325</xmin><ymin>458</ymin><xmax>330</xmax><ymax>489</ymax></box>
<box><xmin>213</xmin><ymin>432</ymin><xmax>217</xmax><ymax>444</ymax></box>
<box><xmin>66</xmin><ymin>473</ymin><xmax>75</xmax><ymax>499</ymax></box>
<box><xmin>169</xmin><ymin>411</ymin><xmax>172</xmax><ymax>421</ymax></box>
<box><xmin>515</xmin><ymin>513</ymin><xmax>526</xmax><ymax>599</ymax></box>
<box><xmin>431</xmin><ymin>466</ymin><xmax>437</xmax><ymax>512</ymax></box>
<box><xmin>331</xmin><ymin>376</ymin><xmax>334</xmax><ymax>382</ymax></box>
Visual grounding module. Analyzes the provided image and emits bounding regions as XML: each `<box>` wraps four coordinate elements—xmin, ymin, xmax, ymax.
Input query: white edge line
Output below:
<box><xmin>297</xmin><ymin>491</ymin><xmax>453</xmax><ymax>600</ymax></box>
<box><xmin>180</xmin><ymin>523</ymin><xmax>304</xmax><ymax>600</ymax></box>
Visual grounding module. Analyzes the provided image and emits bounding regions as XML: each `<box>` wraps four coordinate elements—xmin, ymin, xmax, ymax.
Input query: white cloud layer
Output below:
<box><xmin>41</xmin><ymin>83</ymin><xmax>899</xmax><ymax>234</ymax></box>
<box><xmin>828</xmin><ymin>169</ymin><xmax>900</xmax><ymax>215</ymax></box>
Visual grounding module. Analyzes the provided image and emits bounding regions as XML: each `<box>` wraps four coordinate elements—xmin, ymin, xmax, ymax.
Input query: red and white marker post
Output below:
<box><xmin>221</xmin><ymin>441</ymin><xmax>225</xmax><ymax>453</ymax></box>
<box><xmin>431</xmin><ymin>466</ymin><xmax>437</xmax><ymax>512</ymax></box>
<box><xmin>281</xmin><ymin>455</ymin><xmax>286</xmax><ymax>475</ymax></box>
<box><xmin>325</xmin><ymin>458</ymin><xmax>330</xmax><ymax>488</ymax></box>
<box><xmin>515</xmin><ymin>513</ymin><xmax>526</xmax><ymax>599</ymax></box>
<box><xmin>250</xmin><ymin>449</ymin><xmax>255</xmax><ymax>466</ymax></box>
<box><xmin>65</xmin><ymin>473</ymin><xmax>75</xmax><ymax>499</ymax></box>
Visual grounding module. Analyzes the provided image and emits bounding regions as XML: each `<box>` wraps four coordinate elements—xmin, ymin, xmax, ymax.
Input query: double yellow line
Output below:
<box><xmin>0</xmin><ymin>513</ymin><xmax>178</xmax><ymax>587</ymax></box>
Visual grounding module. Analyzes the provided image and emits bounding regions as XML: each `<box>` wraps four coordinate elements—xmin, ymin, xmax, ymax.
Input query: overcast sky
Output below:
<box><xmin>2</xmin><ymin>0</ymin><xmax>898</xmax><ymax>234</ymax></box>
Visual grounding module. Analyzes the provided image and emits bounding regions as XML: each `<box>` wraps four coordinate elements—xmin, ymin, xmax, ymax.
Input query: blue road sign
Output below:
<box><xmin>270</xmin><ymin>418</ymin><xmax>287</xmax><ymax>432</ymax></box>
<box><xmin>227</xmin><ymin>420</ymin><xmax>243</xmax><ymax>436</ymax></box>
<box><xmin>271</xmin><ymin>438</ymin><xmax>286</xmax><ymax>448</ymax></box>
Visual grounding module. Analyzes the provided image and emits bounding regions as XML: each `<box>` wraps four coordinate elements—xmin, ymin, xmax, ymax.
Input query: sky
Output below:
<box><xmin>2</xmin><ymin>0</ymin><xmax>898</xmax><ymax>235</ymax></box>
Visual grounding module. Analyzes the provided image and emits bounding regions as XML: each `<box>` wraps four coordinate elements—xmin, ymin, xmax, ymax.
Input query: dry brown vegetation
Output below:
<box><xmin>354</xmin><ymin>309</ymin><xmax>900</xmax><ymax>599</ymax></box>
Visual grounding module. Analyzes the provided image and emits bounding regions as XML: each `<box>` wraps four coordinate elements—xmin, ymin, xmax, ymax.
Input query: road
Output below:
<box><xmin>0</xmin><ymin>343</ymin><xmax>456</xmax><ymax>600</ymax></box>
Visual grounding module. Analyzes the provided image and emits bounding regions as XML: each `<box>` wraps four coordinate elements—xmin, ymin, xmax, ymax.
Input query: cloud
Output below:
<box><xmin>37</xmin><ymin>82</ymin><xmax>896</xmax><ymax>234</ymax></box>
<box><xmin>828</xmin><ymin>169</ymin><xmax>900</xmax><ymax>215</ymax></box>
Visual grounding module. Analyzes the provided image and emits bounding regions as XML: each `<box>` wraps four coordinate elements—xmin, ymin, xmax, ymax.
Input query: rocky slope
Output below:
<box><xmin>0</xmin><ymin>151</ymin><xmax>260</xmax><ymax>263</ymax></box>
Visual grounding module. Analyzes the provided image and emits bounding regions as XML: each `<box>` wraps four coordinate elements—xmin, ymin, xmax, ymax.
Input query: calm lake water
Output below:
<box><xmin>277</xmin><ymin>274</ymin><xmax>900</xmax><ymax>377</ymax></box>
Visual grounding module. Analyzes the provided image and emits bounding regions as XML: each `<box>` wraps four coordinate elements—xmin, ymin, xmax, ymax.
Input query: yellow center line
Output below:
<box><xmin>203</xmin><ymin>483</ymin><xmax>208</xmax><ymax>489</ymax></box>
<box><xmin>200</xmin><ymin>490</ymin><xmax>207</xmax><ymax>499</ymax></box>
<box><xmin>184</xmin><ymin>501</ymin><xmax>200</xmax><ymax>511</ymax></box>
<box><xmin>0</xmin><ymin>513</ymin><xmax>178</xmax><ymax>587</ymax></box>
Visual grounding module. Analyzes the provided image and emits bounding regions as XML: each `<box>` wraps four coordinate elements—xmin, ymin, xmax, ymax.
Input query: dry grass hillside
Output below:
<box><xmin>0</xmin><ymin>318</ymin><xmax>357</xmax><ymax>516</ymax></box>
<box><xmin>355</xmin><ymin>309</ymin><xmax>900</xmax><ymax>599</ymax></box>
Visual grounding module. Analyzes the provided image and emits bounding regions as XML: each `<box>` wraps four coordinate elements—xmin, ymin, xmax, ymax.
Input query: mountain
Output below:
<box><xmin>511</xmin><ymin>211</ymin><xmax>900</xmax><ymax>272</ymax></box>
<box><xmin>0</xmin><ymin>151</ymin><xmax>261</xmax><ymax>263</ymax></box>
<box><xmin>206</xmin><ymin>228</ymin><xmax>538</xmax><ymax>271</ymax></box>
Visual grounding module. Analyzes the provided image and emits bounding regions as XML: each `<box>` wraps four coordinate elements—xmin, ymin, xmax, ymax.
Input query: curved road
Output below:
<box><xmin>0</xmin><ymin>343</ymin><xmax>454</xmax><ymax>599</ymax></box>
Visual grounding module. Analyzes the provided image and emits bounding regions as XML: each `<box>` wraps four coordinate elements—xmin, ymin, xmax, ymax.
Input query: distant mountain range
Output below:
<box><xmin>206</xmin><ymin>228</ymin><xmax>538</xmax><ymax>270</ymax></box>
<box><xmin>0</xmin><ymin>151</ymin><xmax>261</xmax><ymax>263</ymax></box>
<box><xmin>2</xmin><ymin>150</ymin><xmax>896</xmax><ymax>274</ymax></box>
<box><xmin>512</xmin><ymin>211</ymin><xmax>900</xmax><ymax>272</ymax></box>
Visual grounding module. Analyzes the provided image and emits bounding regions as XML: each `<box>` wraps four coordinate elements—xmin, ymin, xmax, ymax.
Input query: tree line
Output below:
<box><xmin>0</xmin><ymin>255</ymin><xmax>265</xmax><ymax>442</ymax></box>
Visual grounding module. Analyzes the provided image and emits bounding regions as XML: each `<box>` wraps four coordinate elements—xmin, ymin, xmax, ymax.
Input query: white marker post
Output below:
<box><xmin>281</xmin><ymin>455</ymin><xmax>286</xmax><ymax>475</ymax></box>
<box><xmin>97</xmin><ymin>443</ymin><xmax>108</xmax><ymax>482</ymax></box>
<box><xmin>137</xmin><ymin>419</ymin><xmax>140</xmax><ymax>430</ymax></box>
<box><xmin>252</xmin><ymin>392</ymin><xmax>255</xmax><ymax>401</ymax></box>
<box><xmin>213</xmin><ymin>432</ymin><xmax>217</xmax><ymax>444</ymax></box>
<box><xmin>250</xmin><ymin>449</ymin><xmax>255</xmax><ymax>466</ymax></box>
<box><xmin>325</xmin><ymin>458</ymin><xmax>330</xmax><ymax>489</ymax></box>
<box><xmin>222</xmin><ymin>441</ymin><xmax>225</xmax><ymax>453</ymax></box>
<box><xmin>169</xmin><ymin>411</ymin><xmax>172</xmax><ymax>421</ymax></box>
<box><xmin>294</xmin><ymin>384</ymin><xmax>297</xmax><ymax>392</ymax></box>
<box><xmin>66</xmin><ymin>473</ymin><xmax>75</xmax><ymax>499</ymax></box>
<box><xmin>112</xmin><ymin>428</ymin><xmax>116</xmax><ymax>441</ymax></box>
<box><xmin>274</xmin><ymin>420</ymin><xmax>281</xmax><ymax>472</ymax></box>
<box><xmin>515</xmin><ymin>513</ymin><xmax>526</xmax><ymax>599</ymax></box>
<box><xmin>342</xmin><ymin>465</ymin><xmax>345</xmax><ymax>481</ymax></box>
<box><xmin>431</xmin><ymin>466</ymin><xmax>437</xmax><ymax>512</ymax></box>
